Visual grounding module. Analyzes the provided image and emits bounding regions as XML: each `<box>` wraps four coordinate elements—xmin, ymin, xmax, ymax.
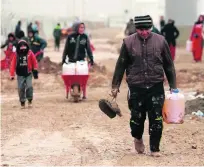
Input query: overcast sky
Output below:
<box><xmin>1</xmin><ymin>0</ymin><xmax>203</xmax><ymax>25</ymax></box>
<box><xmin>2</xmin><ymin>0</ymin><xmax>163</xmax><ymax>18</ymax></box>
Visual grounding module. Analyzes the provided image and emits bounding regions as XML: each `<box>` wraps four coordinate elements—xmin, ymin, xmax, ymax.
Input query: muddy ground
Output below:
<box><xmin>1</xmin><ymin>28</ymin><xmax>204</xmax><ymax>166</ymax></box>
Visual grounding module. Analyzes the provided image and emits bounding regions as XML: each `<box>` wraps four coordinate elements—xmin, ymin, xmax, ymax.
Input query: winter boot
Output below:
<box><xmin>21</xmin><ymin>102</ymin><xmax>25</xmax><ymax>109</ymax></box>
<box><xmin>28</xmin><ymin>99</ymin><xmax>32</xmax><ymax>108</ymax></box>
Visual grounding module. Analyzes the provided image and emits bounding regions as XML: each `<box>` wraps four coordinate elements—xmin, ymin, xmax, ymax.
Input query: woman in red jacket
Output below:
<box><xmin>10</xmin><ymin>40</ymin><xmax>38</xmax><ymax>108</ymax></box>
<box><xmin>190</xmin><ymin>15</ymin><xmax>204</xmax><ymax>62</ymax></box>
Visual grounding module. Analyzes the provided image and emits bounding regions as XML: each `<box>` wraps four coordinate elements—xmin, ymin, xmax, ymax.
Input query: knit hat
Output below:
<box><xmin>134</xmin><ymin>15</ymin><xmax>153</xmax><ymax>29</ymax></box>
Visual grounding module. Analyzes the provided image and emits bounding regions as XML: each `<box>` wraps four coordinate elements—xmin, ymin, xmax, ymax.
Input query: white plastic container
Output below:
<box><xmin>12</xmin><ymin>46</ymin><xmax>16</xmax><ymax>52</ymax></box>
<box><xmin>76</xmin><ymin>61</ymin><xmax>89</xmax><ymax>75</ymax></box>
<box><xmin>163</xmin><ymin>91</ymin><xmax>185</xmax><ymax>124</ymax></box>
<box><xmin>186</xmin><ymin>40</ymin><xmax>192</xmax><ymax>52</ymax></box>
<box><xmin>62</xmin><ymin>62</ymin><xmax>76</xmax><ymax>75</ymax></box>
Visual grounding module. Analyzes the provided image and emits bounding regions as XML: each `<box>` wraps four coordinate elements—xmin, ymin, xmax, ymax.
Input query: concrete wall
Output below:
<box><xmin>1</xmin><ymin>0</ymin><xmax>165</xmax><ymax>32</ymax></box>
<box><xmin>130</xmin><ymin>0</ymin><xmax>164</xmax><ymax>29</ymax></box>
<box><xmin>2</xmin><ymin>0</ymin><xmax>203</xmax><ymax>39</ymax></box>
<box><xmin>165</xmin><ymin>0</ymin><xmax>198</xmax><ymax>25</ymax></box>
<box><xmin>197</xmin><ymin>0</ymin><xmax>204</xmax><ymax>16</ymax></box>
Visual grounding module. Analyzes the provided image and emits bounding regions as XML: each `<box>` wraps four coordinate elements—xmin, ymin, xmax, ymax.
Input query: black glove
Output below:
<box><xmin>62</xmin><ymin>59</ymin><xmax>65</xmax><ymax>65</ymax></box>
<box><xmin>32</xmin><ymin>70</ymin><xmax>38</xmax><ymax>79</ymax></box>
<box><xmin>89</xmin><ymin>59</ymin><xmax>94</xmax><ymax>66</ymax></box>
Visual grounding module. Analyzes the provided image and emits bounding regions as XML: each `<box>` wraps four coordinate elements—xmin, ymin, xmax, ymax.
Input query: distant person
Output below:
<box><xmin>190</xmin><ymin>15</ymin><xmax>204</xmax><ymax>62</ymax></box>
<box><xmin>53</xmin><ymin>23</ymin><xmax>62</xmax><ymax>51</ymax></box>
<box><xmin>1</xmin><ymin>33</ymin><xmax>17</xmax><ymax>50</ymax></box>
<box><xmin>18</xmin><ymin>30</ymin><xmax>29</xmax><ymax>43</ymax></box>
<box><xmin>203</xmin><ymin>15</ymin><xmax>204</xmax><ymax>47</ymax></box>
<box><xmin>1</xmin><ymin>33</ymin><xmax>17</xmax><ymax>68</ymax></box>
<box><xmin>161</xmin><ymin>19</ymin><xmax>179</xmax><ymax>61</ymax></box>
<box><xmin>151</xmin><ymin>20</ymin><xmax>161</xmax><ymax>35</ymax></box>
<box><xmin>27</xmin><ymin>22</ymin><xmax>33</xmax><ymax>36</ymax></box>
<box><xmin>10</xmin><ymin>40</ymin><xmax>38</xmax><ymax>109</ymax></box>
<box><xmin>124</xmin><ymin>18</ymin><xmax>136</xmax><ymax>36</ymax></box>
<box><xmin>28</xmin><ymin>30</ymin><xmax>47</xmax><ymax>63</ymax></box>
<box><xmin>15</xmin><ymin>21</ymin><xmax>22</xmax><ymax>39</ymax></box>
<box><xmin>159</xmin><ymin>16</ymin><xmax>165</xmax><ymax>30</ymax></box>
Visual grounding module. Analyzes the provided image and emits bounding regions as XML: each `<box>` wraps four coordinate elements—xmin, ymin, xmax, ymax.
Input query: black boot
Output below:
<box><xmin>21</xmin><ymin>101</ymin><xmax>25</xmax><ymax>109</ymax></box>
<box><xmin>28</xmin><ymin>99</ymin><xmax>32</xmax><ymax>108</ymax></box>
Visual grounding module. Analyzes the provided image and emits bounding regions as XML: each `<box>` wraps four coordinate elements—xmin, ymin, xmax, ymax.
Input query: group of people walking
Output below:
<box><xmin>1</xmin><ymin>14</ymin><xmax>203</xmax><ymax>157</ymax></box>
<box><xmin>1</xmin><ymin>20</ymin><xmax>47</xmax><ymax>108</ymax></box>
<box><xmin>125</xmin><ymin>15</ymin><xmax>204</xmax><ymax>62</ymax></box>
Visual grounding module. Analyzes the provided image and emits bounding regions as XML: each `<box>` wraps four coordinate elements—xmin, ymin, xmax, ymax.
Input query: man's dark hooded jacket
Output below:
<box><xmin>161</xmin><ymin>22</ymin><xmax>179</xmax><ymax>46</ymax></box>
<box><xmin>62</xmin><ymin>22</ymin><xmax>94</xmax><ymax>64</ymax></box>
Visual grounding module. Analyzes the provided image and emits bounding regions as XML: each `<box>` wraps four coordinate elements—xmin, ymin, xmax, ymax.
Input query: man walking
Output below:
<box><xmin>124</xmin><ymin>18</ymin><xmax>136</xmax><ymax>36</ymax></box>
<box><xmin>15</xmin><ymin>21</ymin><xmax>22</xmax><ymax>39</ymax></box>
<box><xmin>161</xmin><ymin>19</ymin><xmax>179</xmax><ymax>61</ymax></box>
<box><xmin>53</xmin><ymin>23</ymin><xmax>62</xmax><ymax>51</ymax></box>
<box><xmin>111</xmin><ymin>15</ymin><xmax>177</xmax><ymax>157</ymax></box>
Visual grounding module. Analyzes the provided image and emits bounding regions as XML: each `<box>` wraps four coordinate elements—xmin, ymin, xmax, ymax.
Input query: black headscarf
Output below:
<box><xmin>195</xmin><ymin>15</ymin><xmax>203</xmax><ymax>24</ymax></box>
<box><xmin>8</xmin><ymin>33</ymin><xmax>16</xmax><ymax>40</ymax></box>
<box><xmin>72</xmin><ymin>22</ymin><xmax>85</xmax><ymax>34</ymax></box>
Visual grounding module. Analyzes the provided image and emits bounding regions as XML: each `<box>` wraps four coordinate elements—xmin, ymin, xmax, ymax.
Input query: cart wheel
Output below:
<box><xmin>72</xmin><ymin>84</ymin><xmax>81</xmax><ymax>103</ymax></box>
<box><xmin>73</xmin><ymin>96</ymin><xmax>79</xmax><ymax>103</ymax></box>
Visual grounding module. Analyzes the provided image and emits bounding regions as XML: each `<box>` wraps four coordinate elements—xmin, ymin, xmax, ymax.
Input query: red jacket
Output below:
<box><xmin>10</xmin><ymin>50</ymin><xmax>38</xmax><ymax>77</ymax></box>
<box><xmin>190</xmin><ymin>23</ymin><xmax>203</xmax><ymax>41</ymax></box>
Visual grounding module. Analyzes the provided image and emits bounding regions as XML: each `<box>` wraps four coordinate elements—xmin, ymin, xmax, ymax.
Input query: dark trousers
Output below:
<box><xmin>128</xmin><ymin>82</ymin><xmax>165</xmax><ymax>152</ymax></box>
<box><xmin>54</xmin><ymin>38</ymin><xmax>60</xmax><ymax>51</ymax></box>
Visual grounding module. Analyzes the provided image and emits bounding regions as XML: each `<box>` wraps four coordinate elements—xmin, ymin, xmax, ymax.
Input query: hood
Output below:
<box><xmin>28</xmin><ymin>30</ymin><xmax>34</xmax><ymax>35</ymax></box>
<box><xmin>16</xmin><ymin>40</ymin><xmax>29</xmax><ymax>55</ymax></box>
<box><xmin>195</xmin><ymin>15</ymin><xmax>204</xmax><ymax>24</ymax></box>
<box><xmin>72</xmin><ymin>22</ymin><xmax>85</xmax><ymax>33</ymax></box>
<box><xmin>195</xmin><ymin>20</ymin><xmax>203</xmax><ymax>24</ymax></box>
<box><xmin>55</xmin><ymin>25</ymin><xmax>61</xmax><ymax>29</ymax></box>
<box><xmin>17</xmin><ymin>21</ymin><xmax>21</xmax><ymax>26</ymax></box>
<box><xmin>28</xmin><ymin>30</ymin><xmax>38</xmax><ymax>37</ymax></box>
<box><xmin>18</xmin><ymin>30</ymin><xmax>25</xmax><ymax>39</ymax></box>
<box><xmin>8</xmin><ymin>33</ymin><xmax>15</xmax><ymax>40</ymax></box>
<box><xmin>165</xmin><ymin>23</ymin><xmax>173</xmax><ymax>27</ymax></box>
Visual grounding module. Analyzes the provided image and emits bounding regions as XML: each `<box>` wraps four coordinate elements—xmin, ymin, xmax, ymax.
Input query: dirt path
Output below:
<box><xmin>1</xmin><ymin>87</ymin><xmax>204</xmax><ymax>166</ymax></box>
<box><xmin>1</xmin><ymin>37</ymin><xmax>204</xmax><ymax>166</ymax></box>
